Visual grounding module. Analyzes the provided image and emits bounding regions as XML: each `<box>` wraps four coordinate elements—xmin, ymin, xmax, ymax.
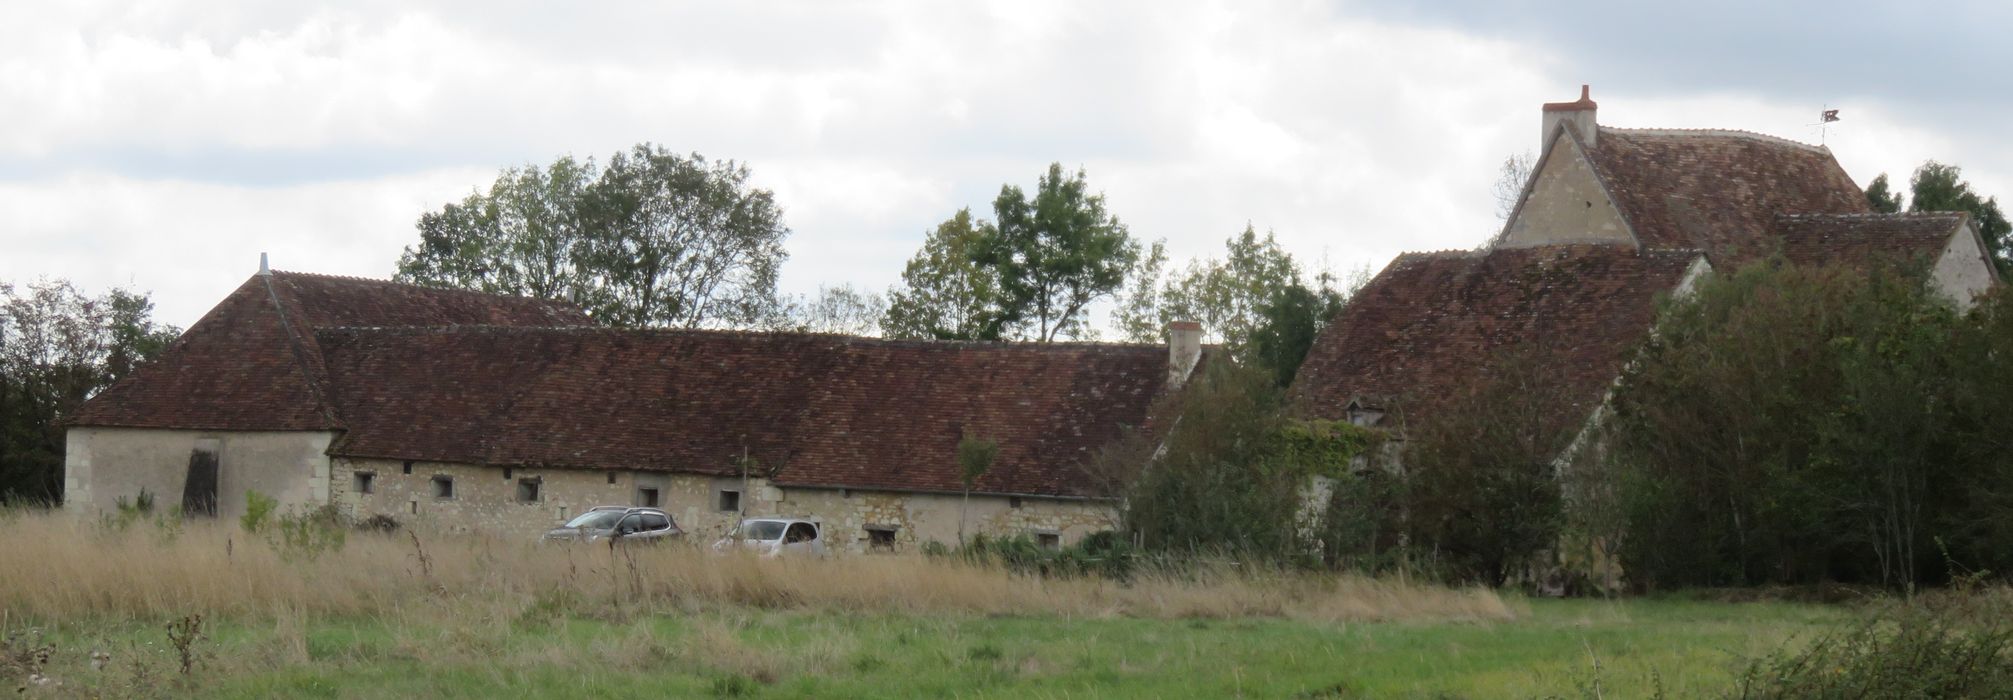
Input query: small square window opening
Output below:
<box><xmin>1036</xmin><ymin>532</ymin><xmax>1061</xmax><ymax>551</ymax></box>
<box><xmin>431</xmin><ymin>475</ymin><xmax>454</xmax><ymax>499</ymax></box>
<box><xmin>516</xmin><ymin>478</ymin><xmax>541</xmax><ymax>503</ymax></box>
<box><xmin>717</xmin><ymin>489</ymin><xmax>741</xmax><ymax>513</ymax></box>
<box><xmin>636</xmin><ymin>487</ymin><xmax>660</xmax><ymax>508</ymax></box>
<box><xmin>607</xmin><ymin>472</ymin><xmax>618</xmax><ymax>485</ymax></box>
<box><xmin>353</xmin><ymin>471</ymin><xmax>375</xmax><ymax>494</ymax></box>
<box><xmin>866</xmin><ymin>526</ymin><xmax>897</xmax><ymax>552</ymax></box>
<box><xmin>1009</xmin><ymin>496</ymin><xmax>1023</xmax><ymax>509</ymax></box>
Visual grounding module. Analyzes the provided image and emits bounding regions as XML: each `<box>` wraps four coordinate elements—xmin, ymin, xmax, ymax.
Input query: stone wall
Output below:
<box><xmin>774</xmin><ymin>486</ymin><xmax>1119</xmax><ymax>553</ymax></box>
<box><xmin>331</xmin><ymin>457</ymin><xmax>1119</xmax><ymax>549</ymax></box>
<box><xmin>63</xmin><ymin>428</ymin><xmax>333</xmax><ymax>521</ymax></box>
<box><xmin>1933</xmin><ymin>225</ymin><xmax>1998</xmax><ymax>310</ymax></box>
<box><xmin>1500</xmin><ymin>138</ymin><xmax>1632</xmax><ymax>248</ymax></box>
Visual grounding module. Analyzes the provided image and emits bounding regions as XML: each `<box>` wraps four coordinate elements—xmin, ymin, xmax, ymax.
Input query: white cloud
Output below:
<box><xmin>0</xmin><ymin>0</ymin><xmax>1996</xmax><ymax>332</ymax></box>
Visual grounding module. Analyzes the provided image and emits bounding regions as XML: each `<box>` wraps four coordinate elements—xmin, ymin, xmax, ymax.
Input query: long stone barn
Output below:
<box><xmin>63</xmin><ymin>269</ymin><xmax>1203</xmax><ymax>551</ymax></box>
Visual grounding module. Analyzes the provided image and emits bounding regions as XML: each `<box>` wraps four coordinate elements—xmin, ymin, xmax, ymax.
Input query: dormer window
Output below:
<box><xmin>1345</xmin><ymin>399</ymin><xmax>1385</xmax><ymax>428</ymax></box>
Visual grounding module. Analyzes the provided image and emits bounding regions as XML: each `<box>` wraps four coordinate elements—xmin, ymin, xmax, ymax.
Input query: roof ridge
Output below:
<box><xmin>1775</xmin><ymin>211</ymin><xmax>1964</xmax><ymax>220</ymax></box>
<box><xmin>1600</xmin><ymin>126</ymin><xmax>1830</xmax><ymax>154</ymax></box>
<box><xmin>314</xmin><ymin>324</ymin><xmax>1168</xmax><ymax>351</ymax></box>
<box><xmin>1397</xmin><ymin>249</ymin><xmax>1485</xmax><ymax>260</ymax></box>
<box><xmin>269</xmin><ymin>269</ymin><xmax>578</xmax><ymax>306</ymax></box>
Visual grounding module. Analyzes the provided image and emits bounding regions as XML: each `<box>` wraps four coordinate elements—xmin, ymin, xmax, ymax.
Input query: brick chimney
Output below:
<box><xmin>1541</xmin><ymin>84</ymin><xmax>1597</xmax><ymax>155</ymax></box>
<box><xmin>1167</xmin><ymin>321</ymin><xmax>1202</xmax><ymax>387</ymax></box>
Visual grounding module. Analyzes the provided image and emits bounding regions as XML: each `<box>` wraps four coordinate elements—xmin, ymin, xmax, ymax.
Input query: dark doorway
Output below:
<box><xmin>181</xmin><ymin>441</ymin><xmax>219</xmax><ymax>517</ymax></box>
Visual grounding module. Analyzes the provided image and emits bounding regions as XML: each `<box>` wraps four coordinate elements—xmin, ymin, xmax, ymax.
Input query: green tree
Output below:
<box><xmin>396</xmin><ymin>156</ymin><xmax>599</xmax><ymax>305</ymax></box>
<box><xmin>1247</xmin><ymin>283</ymin><xmax>1334</xmax><ymax>387</ymax></box>
<box><xmin>1157</xmin><ymin>226</ymin><xmax>1300</xmax><ymax>352</ymax></box>
<box><xmin>1110</xmin><ymin>239</ymin><xmax>1168</xmax><ymax>344</ymax></box>
<box><xmin>1402</xmin><ymin>343</ymin><xmax>1574</xmax><ymax>586</ymax></box>
<box><xmin>1119</xmin><ymin>358</ymin><xmax>1305</xmax><ymax>560</ymax></box>
<box><xmin>1594</xmin><ymin>260</ymin><xmax>1998</xmax><ymax>591</ymax></box>
<box><xmin>1908</xmin><ymin>161</ymin><xmax>2010</xmax><ymax>272</ymax></box>
<box><xmin>1865</xmin><ymin>173</ymin><xmax>1903</xmax><ymax>213</ymax></box>
<box><xmin>584</xmin><ymin>146</ymin><xmax>790</xmax><ymax>328</ymax></box>
<box><xmin>977</xmin><ymin>164</ymin><xmax>1140</xmax><ymax>342</ymax></box>
<box><xmin>882</xmin><ymin>209</ymin><xmax>1006</xmax><ymax>340</ymax></box>
<box><xmin>0</xmin><ymin>280</ymin><xmax>178</xmax><ymax>503</ymax></box>
<box><xmin>956</xmin><ymin>431</ymin><xmax>999</xmax><ymax>545</ymax></box>
<box><xmin>395</xmin><ymin>144</ymin><xmax>791</xmax><ymax>328</ymax></box>
<box><xmin>1115</xmin><ymin>228</ymin><xmax>1349</xmax><ymax>384</ymax></box>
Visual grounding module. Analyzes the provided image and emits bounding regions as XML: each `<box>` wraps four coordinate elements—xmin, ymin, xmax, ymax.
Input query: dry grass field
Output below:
<box><xmin>0</xmin><ymin>512</ymin><xmax>1514</xmax><ymax>624</ymax></box>
<box><xmin>0</xmin><ymin>511</ymin><xmax>1857</xmax><ymax>698</ymax></box>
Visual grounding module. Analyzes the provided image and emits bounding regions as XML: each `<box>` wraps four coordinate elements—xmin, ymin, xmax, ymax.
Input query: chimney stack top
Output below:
<box><xmin>1165</xmin><ymin>321</ymin><xmax>1204</xmax><ymax>388</ymax></box>
<box><xmin>1543</xmin><ymin>84</ymin><xmax>1597</xmax><ymax>112</ymax></box>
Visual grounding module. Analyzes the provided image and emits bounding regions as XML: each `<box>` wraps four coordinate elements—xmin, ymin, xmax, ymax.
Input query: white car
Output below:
<box><xmin>712</xmin><ymin>517</ymin><xmax>827</xmax><ymax>557</ymax></box>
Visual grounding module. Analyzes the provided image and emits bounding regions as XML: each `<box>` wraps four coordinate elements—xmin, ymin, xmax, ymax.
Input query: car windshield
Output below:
<box><xmin>562</xmin><ymin>510</ymin><xmax>626</xmax><ymax>530</ymax></box>
<box><xmin>734</xmin><ymin>521</ymin><xmax>787</xmax><ymax>541</ymax></box>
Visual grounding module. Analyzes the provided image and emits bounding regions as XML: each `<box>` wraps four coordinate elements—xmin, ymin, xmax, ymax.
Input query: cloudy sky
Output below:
<box><xmin>3</xmin><ymin>0</ymin><xmax>2007</xmax><ymax>329</ymax></box>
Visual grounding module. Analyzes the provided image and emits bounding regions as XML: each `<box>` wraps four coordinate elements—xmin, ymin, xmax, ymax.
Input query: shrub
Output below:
<box><xmin>1730</xmin><ymin>606</ymin><xmax>2013</xmax><ymax>698</ymax></box>
<box><xmin>1594</xmin><ymin>261</ymin><xmax>2013</xmax><ymax>591</ymax></box>
<box><xmin>240</xmin><ymin>490</ymin><xmax>278</xmax><ymax>533</ymax></box>
<box><xmin>1112</xmin><ymin>358</ymin><xmax>1380</xmax><ymax>568</ymax></box>
<box><xmin>271</xmin><ymin>505</ymin><xmax>347</xmax><ymax>560</ymax></box>
<box><xmin>949</xmin><ymin>532</ymin><xmax>1137</xmax><ymax>580</ymax></box>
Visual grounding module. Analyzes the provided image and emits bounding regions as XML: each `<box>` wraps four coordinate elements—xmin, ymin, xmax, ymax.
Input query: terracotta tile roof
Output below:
<box><xmin>1586</xmin><ymin>127</ymin><xmax>1870</xmax><ymax>263</ymax></box>
<box><xmin>1770</xmin><ymin>212</ymin><xmax>1965</xmax><ymax>268</ymax></box>
<box><xmin>317</xmin><ymin>327</ymin><xmax>1171</xmax><ymax>498</ymax></box>
<box><xmin>69</xmin><ymin>271</ymin><xmax>590</xmax><ymax>430</ymax></box>
<box><xmin>1291</xmin><ymin>245</ymin><xmax>1701</xmax><ymax>433</ymax></box>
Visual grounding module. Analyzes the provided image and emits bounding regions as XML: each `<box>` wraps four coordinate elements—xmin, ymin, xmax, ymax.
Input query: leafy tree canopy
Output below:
<box><xmin>975</xmin><ymin>164</ymin><xmax>1140</xmax><ymax>342</ymax></box>
<box><xmin>1907</xmin><ymin>161</ymin><xmax>2010</xmax><ymax>272</ymax></box>
<box><xmin>396</xmin><ymin>144</ymin><xmax>791</xmax><ymax>328</ymax></box>
<box><xmin>0</xmin><ymin>280</ymin><xmax>178</xmax><ymax>503</ymax></box>
<box><xmin>1114</xmin><ymin>226</ymin><xmax>1350</xmax><ymax>384</ymax></box>
<box><xmin>1865</xmin><ymin>173</ymin><xmax>1903</xmax><ymax>214</ymax></box>
<box><xmin>882</xmin><ymin>209</ymin><xmax>1005</xmax><ymax>340</ymax></box>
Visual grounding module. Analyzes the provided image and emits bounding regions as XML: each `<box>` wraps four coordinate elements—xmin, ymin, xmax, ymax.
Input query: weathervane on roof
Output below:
<box><xmin>1809</xmin><ymin>106</ymin><xmax>1841</xmax><ymax>144</ymax></box>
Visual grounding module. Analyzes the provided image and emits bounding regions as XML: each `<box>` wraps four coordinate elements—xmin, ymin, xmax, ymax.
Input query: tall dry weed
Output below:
<box><xmin>0</xmin><ymin>512</ymin><xmax>1514</xmax><ymax>625</ymax></box>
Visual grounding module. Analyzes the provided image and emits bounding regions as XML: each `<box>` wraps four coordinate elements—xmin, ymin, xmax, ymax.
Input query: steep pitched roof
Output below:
<box><xmin>69</xmin><ymin>272</ymin><xmax>590</xmax><ymax>430</ymax></box>
<box><xmin>1771</xmin><ymin>212</ymin><xmax>1966</xmax><ymax>268</ymax></box>
<box><xmin>1585</xmin><ymin>127</ymin><xmax>1870</xmax><ymax>263</ymax></box>
<box><xmin>316</xmin><ymin>327</ymin><xmax>1170</xmax><ymax>498</ymax></box>
<box><xmin>1291</xmin><ymin>245</ymin><xmax>1702</xmax><ymax>432</ymax></box>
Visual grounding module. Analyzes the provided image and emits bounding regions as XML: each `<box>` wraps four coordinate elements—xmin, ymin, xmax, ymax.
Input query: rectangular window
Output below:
<box><xmin>607</xmin><ymin>472</ymin><xmax>618</xmax><ymax>485</ymax></box>
<box><xmin>353</xmin><ymin>471</ymin><xmax>375</xmax><ymax>495</ymax></box>
<box><xmin>408</xmin><ymin>500</ymin><xmax>418</xmax><ymax>515</ymax></box>
<box><xmin>717</xmin><ymin>489</ymin><xmax>741</xmax><ymax>513</ymax></box>
<box><xmin>503</xmin><ymin>467</ymin><xmax>513</xmax><ymax>480</ymax></box>
<box><xmin>516</xmin><ymin>478</ymin><xmax>541</xmax><ymax>503</ymax></box>
<box><xmin>1036</xmin><ymin>532</ymin><xmax>1061</xmax><ymax>551</ymax></box>
<box><xmin>636</xmin><ymin>487</ymin><xmax>660</xmax><ymax>508</ymax></box>
<box><xmin>402</xmin><ymin>461</ymin><xmax>413</xmax><ymax>475</ymax></box>
<box><xmin>1008</xmin><ymin>496</ymin><xmax>1023</xmax><ymax>509</ymax></box>
<box><xmin>432</xmin><ymin>475</ymin><xmax>454</xmax><ymax>499</ymax></box>
<box><xmin>866</xmin><ymin>526</ymin><xmax>897</xmax><ymax>552</ymax></box>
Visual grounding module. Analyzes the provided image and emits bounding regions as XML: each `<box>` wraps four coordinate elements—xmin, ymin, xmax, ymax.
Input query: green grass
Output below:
<box><xmin>12</xmin><ymin>598</ymin><xmax>1849</xmax><ymax>699</ymax></box>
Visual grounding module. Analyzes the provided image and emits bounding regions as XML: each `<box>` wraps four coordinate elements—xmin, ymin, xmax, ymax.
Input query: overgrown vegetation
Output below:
<box><xmin>0</xmin><ymin>510</ymin><xmax>1511</xmax><ymax>625</ymax></box>
<box><xmin>1403</xmin><ymin>343</ymin><xmax>1578</xmax><ymax>586</ymax></box>
<box><xmin>1105</xmin><ymin>358</ymin><xmax>1385</xmax><ymax>568</ymax></box>
<box><xmin>1592</xmin><ymin>260</ymin><xmax>2013</xmax><ymax>592</ymax></box>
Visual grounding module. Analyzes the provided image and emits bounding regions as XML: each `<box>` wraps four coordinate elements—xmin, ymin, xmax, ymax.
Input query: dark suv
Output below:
<box><xmin>541</xmin><ymin>506</ymin><xmax>683</xmax><ymax>544</ymax></box>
